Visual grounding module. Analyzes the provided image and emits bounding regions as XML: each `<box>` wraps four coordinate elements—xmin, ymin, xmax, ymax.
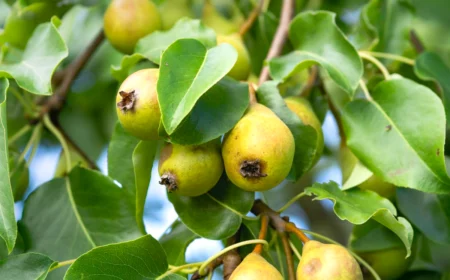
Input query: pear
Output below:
<box><xmin>217</xmin><ymin>34</ymin><xmax>251</xmax><ymax>81</ymax></box>
<box><xmin>158</xmin><ymin>141</ymin><xmax>224</xmax><ymax>196</ymax></box>
<box><xmin>285</xmin><ymin>96</ymin><xmax>324</xmax><ymax>165</ymax></box>
<box><xmin>359</xmin><ymin>248</ymin><xmax>410</xmax><ymax>280</ymax></box>
<box><xmin>222</xmin><ymin>103</ymin><xmax>295</xmax><ymax>191</ymax></box>
<box><xmin>229</xmin><ymin>253</ymin><xmax>283</xmax><ymax>280</ymax></box>
<box><xmin>158</xmin><ymin>0</ymin><xmax>193</xmax><ymax>30</ymax></box>
<box><xmin>297</xmin><ymin>241</ymin><xmax>363</xmax><ymax>280</ymax></box>
<box><xmin>104</xmin><ymin>0</ymin><xmax>161</xmax><ymax>54</ymax></box>
<box><xmin>202</xmin><ymin>0</ymin><xmax>240</xmax><ymax>35</ymax></box>
<box><xmin>116</xmin><ymin>68</ymin><xmax>161</xmax><ymax>140</ymax></box>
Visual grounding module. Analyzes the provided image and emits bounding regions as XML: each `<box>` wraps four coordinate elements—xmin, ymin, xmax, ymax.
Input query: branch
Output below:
<box><xmin>279</xmin><ymin>231</ymin><xmax>295</xmax><ymax>280</ymax></box>
<box><xmin>410</xmin><ymin>30</ymin><xmax>424</xmax><ymax>54</ymax></box>
<box><xmin>253</xmin><ymin>214</ymin><xmax>269</xmax><ymax>254</ymax></box>
<box><xmin>239</xmin><ymin>0</ymin><xmax>264</xmax><ymax>37</ymax></box>
<box><xmin>258</xmin><ymin>0</ymin><xmax>294</xmax><ymax>86</ymax></box>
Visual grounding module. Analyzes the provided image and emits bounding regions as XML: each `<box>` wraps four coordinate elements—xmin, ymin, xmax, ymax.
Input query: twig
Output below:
<box><xmin>279</xmin><ymin>231</ymin><xmax>295</xmax><ymax>280</ymax></box>
<box><xmin>359</xmin><ymin>80</ymin><xmax>373</xmax><ymax>101</ymax></box>
<box><xmin>43</xmin><ymin>114</ymin><xmax>72</xmax><ymax>174</ymax></box>
<box><xmin>277</xmin><ymin>191</ymin><xmax>306</xmax><ymax>213</ymax></box>
<box><xmin>410</xmin><ymin>30</ymin><xmax>424</xmax><ymax>54</ymax></box>
<box><xmin>300</xmin><ymin>66</ymin><xmax>319</xmax><ymax>97</ymax></box>
<box><xmin>48</xmin><ymin>259</ymin><xmax>76</xmax><ymax>272</ymax></box>
<box><xmin>239</xmin><ymin>0</ymin><xmax>264</xmax><ymax>37</ymax></box>
<box><xmin>258</xmin><ymin>0</ymin><xmax>294</xmax><ymax>85</ymax></box>
<box><xmin>249</xmin><ymin>83</ymin><xmax>257</xmax><ymax>104</ymax></box>
<box><xmin>253</xmin><ymin>215</ymin><xmax>269</xmax><ymax>254</ymax></box>
<box><xmin>359</xmin><ymin>51</ymin><xmax>414</xmax><ymax>66</ymax></box>
<box><xmin>358</xmin><ymin>51</ymin><xmax>390</xmax><ymax>80</ymax></box>
<box><xmin>38</xmin><ymin>30</ymin><xmax>105</xmax><ymax>119</ymax></box>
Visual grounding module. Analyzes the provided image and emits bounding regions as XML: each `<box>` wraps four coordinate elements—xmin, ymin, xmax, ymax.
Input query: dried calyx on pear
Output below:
<box><xmin>158</xmin><ymin>141</ymin><xmax>224</xmax><ymax>197</ymax></box>
<box><xmin>222</xmin><ymin>103</ymin><xmax>295</xmax><ymax>192</ymax></box>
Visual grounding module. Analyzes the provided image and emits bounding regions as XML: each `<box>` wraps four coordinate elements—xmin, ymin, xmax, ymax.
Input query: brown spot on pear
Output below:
<box><xmin>229</xmin><ymin>252</ymin><xmax>283</xmax><ymax>280</ymax></box>
<box><xmin>115</xmin><ymin>69</ymin><xmax>161</xmax><ymax>140</ymax></box>
<box><xmin>104</xmin><ymin>0</ymin><xmax>161</xmax><ymax>54</ymax></box>
<box><xmin>284</xmin><ymin>96</ymin><xmax>324</xmax><ymax>165</ymax></box>
<box><xmin>217</xmin><ymin>34</ymin><xmax>251</xmax><ymax>81</ymax></box>
<box><xmin>297</xmin><ymin>240</ymin><xmax>363</xmax><ymax>280</ymax></box>
<box><xmin>222</xmin><ymin>103</ymin><xmax>295</xmax><ymax>191</ymax></box>
<box><xmin>158</xmin><ymin>141</ymin><xmax>224</xmax><ymax>196</ymax></box>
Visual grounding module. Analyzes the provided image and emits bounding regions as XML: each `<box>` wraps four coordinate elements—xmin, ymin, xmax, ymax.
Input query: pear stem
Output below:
<box><xmin>300</xmin><ymin>66</ymin><xmax>319</xmax><ymax>97</ymax></box>
<box><xmin>248</xmin><ymin>83</ymin><xmax>258</xmax><ymax>105</ymax></box>
<box><xmin>279</xmin><ymin>231</ymin><xmax>296</xmax><ymax>280</ymax></box>
<box><xmin>258</xmin><ymin>0</ymin><xmax>294</xmax><ymax>86</ymax></box>
<box><xmin>253</xmin><ymin>214</ymin><xmax>269</xmax><ymax>254</ymax></box>
<box><xmin>239</xmin><ymin>0</ymin><xmax>264</xmax><ymax>37</ymax></box>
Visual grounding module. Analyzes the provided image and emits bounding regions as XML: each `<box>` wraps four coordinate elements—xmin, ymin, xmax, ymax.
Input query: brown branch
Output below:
<box><xmin>251</xmin><ymin>199</ymin><xmax>310</xmax><ymax>243</ymax></box>
<box><xmin>239</xmin><ymin>0</ymin><xmax>264</xmax><ymax>37</ymax></box>
<box><xmin>253</xmin><ymin>214</ymin><xmax>269</xmax><ymax>254</ymax></box>
<box><xmin>300</xmin><ymin>66</ymin><xmax>319</xmax><ymax>97</ymax></box>
<box><xmin>279</xmin><ymin>231</ymin><xmax>295</xmax><ymax>280</ymax></box>
<box><xmin>39</xmin><ymin>30</ymin><xmax>105</xmax><ymax>119</ymax></box>
<box><xmin>258</xmin><ymin>0</ymin><xmax>294</xmax><ymax>86</ymax></box>
<box><xmin>410</xmin><ymin>30</ymin><xmax>424</xmax><ymax>54</ymax></box>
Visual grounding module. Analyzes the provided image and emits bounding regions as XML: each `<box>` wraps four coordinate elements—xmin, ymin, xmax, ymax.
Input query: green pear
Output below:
<box><xmin>222</xmin><ymin>103</ymin><xmax>295</xmax><ymax>191</ymax></box>
<box><xmin>202</xmin><ymin>0</ymin><xmax>240</xmax><ymax>35</ymax></box>
<box><xmin>285</xmin><ymin>96</ymin><xmax>324</xmax><ymax>165</ymax></box>
<box><xmin>104</xmin><ymin>0</ymin><xmax>161</xmax><ymax>54</ymax></box>
<box><xmin>297</xmin><ymin>240</ymin><xmax>363</xmax><ymax>280</ymax></box>
<box><xmin>229</xmin><ymin>253</ymin><xmax>283</xmax><ymax>280</ymax></box>
<box><xmin>115</xmin><ymin>68</ymin><xmax>161</xmax><ymax>140</ymax></box>
<box><xmin>158</xmin><ymin>141</ymin><xmax>224</xmax><ymax>196</ymax></box>
<box><xmin>217</xmin><ymin>33</ymin><xmax>251</xmax><ymax>81</ymax></box>
<box><xmin>359</xmin><ymin>248</ymin><xmax>410</xmax><ymax>280</ymax></box>
<box><xmin>158</xmin><ymin>0</ymin><xmax>193</xmax><ymax>30</ymax></box>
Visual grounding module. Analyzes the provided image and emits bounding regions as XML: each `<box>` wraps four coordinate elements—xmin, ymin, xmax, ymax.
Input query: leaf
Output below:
<box><xmin>352</xmin><ymin>0</ymin><xmax>379</xmax><ymax>50</ymax></box>
<box><xmin>21</xmin><ymin>167</ymin><xmax>142</xmax><ymax>278</ymax></box>
<box><xmin>110</xmin><ymin>53</ymin><xmax>147</xmax><ymax>82</ymax></box>
<box><xmin>157</xmin><ymin>38</ymin><xmax>237</xmax><ymax>134</ymax></box>
<box><xmin>269</xmin><ymin>11</ymin><xmax>363</xmax><ymax>95</ymax></box>
<box><xmin>342</xmin><ymin>78</ymin><xmax>450</xmax><ymax>193</ymax></box>
<box><xmin>349</xmin><ymin>220</ymin><xmax>405</xmax><ymax>252</ymax></box>
<box><xmin>164</xmin><ymin>78</ymin><xmax>249</xmax><ymax>145</ymax></box>
<box><xmin>108</xmin><ymin>123</ymin><xmax>157</xmax><ymax>233</ymax></box>
<box><xmin>397</xmin><ymin>188</ymin><xmax>450</xmax><ymax>244</ymax></box>
<box><xmin>305</xmin><ymin>181</ymin><xmax>414</xmax><ymax>257</ymax></box>
<box><xmin>168</xmin><ymin>176</ymin><xmax>254</xmax><ymax>240</ymax></box>
<box><xmin>414</xmin><ymin>52</ymin><xmax>450</xmax><ymax>129</ymax></box>
<box><xmin>136</xmin><ymin>18</ymin><xmax>216</xmax><ymax>65</ymax></box>
<box><xmin>256</xmin><ymin>81</ymin><xmax>319</xmax><ymax>180</ymax></box>
<box><xmin>0</xmin><ymin>253</ymin><xmax>56</xmax><ymax>280</ymax></box>
<box><xmin>0</xmin><ymin>17</ymin><xmax>68</xmax><ymax>95</ymax></box>
<box><xmin>0</xmin><ymin>77</ymin><xmax>16</xmax><ymax>253</ymax></box>
<box><xmin>340</xmin><ymin>145</ymin><xmax>373</xmax><ymax>190</ymax></box>
<box><xmin>159</xmin><ymin>220</ymin><xmax>197</xmax><ymax>265</ymax></box>
<box><xmin>64</xmin><ymin>235</ymin><xmax>184</xmax><ymax>280</ymax></box>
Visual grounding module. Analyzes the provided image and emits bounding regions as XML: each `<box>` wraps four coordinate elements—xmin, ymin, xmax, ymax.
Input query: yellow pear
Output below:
<box><xmin>104</xmin><ymin>0</ymin><xmax>161</xmax><ymax>54</ymax></box>
<box><xmin>285</xmin><ymin>96</ymin><xmax>324</xmax><ymax>165</ymax></box>
<box><xmin>158</xmin><ymin>141</ymin><xmax>224</xmax><ymax>196</ymax></box>
<box><xmin>297</xmin><ymin>241</ymin><xmax>363</xmax><ymax>280</ymax></box>
<box><xmin>222</xmin><ymin>103</ymin><xmax>295</xmax><ymax>191</ymax></box>
<box><xmin>217</xmin><ymin>33</ymin><xmax>251</xmax><ymax>81</ymax></box>
<box><xmin>115</xmin><ymin>69</ymin><xmax>161</xmax><ymax>140</ymax></box>
<box><xmin>158</xmin><ymin>0</ymin><xmax>193</xmax><ymax>30</ymax></box>
<box><xmin>229</xmin><ymin>253</ymin><xmax>283</xmax><ymax>280</ymax></box>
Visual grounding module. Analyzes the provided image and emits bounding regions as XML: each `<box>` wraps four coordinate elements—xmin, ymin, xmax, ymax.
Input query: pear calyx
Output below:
<box><xmin>159</xmin><ymin>172</ymin><xmax>178</xmax><ymax>192</ymax></box>
<box><xmin>240</xmin><ymin>159</ymin><xmax>267</xmax><ymax>178</ymax></box>
<box><xmin>117</xmin><ymin>90</ymin><xmax>136</xmax><ymax>113</ymax></box>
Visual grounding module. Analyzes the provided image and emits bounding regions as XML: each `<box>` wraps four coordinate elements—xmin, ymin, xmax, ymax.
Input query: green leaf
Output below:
<box><xmin>305</xmin><ymin>181</ymin><xmax>414</xmax><ymax>257</ymax></box>
<box><xmin>414</xmin><ymin>52</ymin><xmax>450</xmax><ymax>129</ymax></box>
<box><xmin>397</xmin><ymin>188</ymin><xmax>450</xmax><ymax>244</ymax></box>
<box><xmin>21</xmin><ymin>167</ymin><xmax>142</xmax><ymax>278</ymax></box>
<box><xmin>0</xmin><ymin>253</ymin><xmax>56</xmax><ymax>280</ymax></box>
<box><xmin>164</xmin><ymin>78</ymin><xmax>249</xmax><ymax>145</ymax></box>
<box><xmin>64</xmin><ymin>235</ymin><xmax>184</xmax><ymax>280</ymax></box>
<box><xmin>108</xmin><ymin>123</ymin><xmax>158</xmax><ymax>233</ymax></box>
<box><xmin>269</xmin><ymin>11</ymin><xmax>363</xmax><ymax>95</ymax></box>
<box><xmin>256</xmin><ymin>81</ymin><xmax>319</xmax><ymax>180</ymax></box>
<box><xmin>159</xmin><ymin>220</ymin><xmax>197</xmax><ymax>265</ymax></box>
<box><xmin>157</xmin><ymin>38</ymin><xmax>237</xmax><ymax>134</ymax></box>
<box><xmin>0</xmin><ymin>77</ymin><xmax>16</xmax><ymax>253</ymax></box>
<box><xmin>340</xmin><ymin>145</ymin><xmax>373</xmax><ymax>190</ymax></box>
<box><xmin>111</xmin><ymin>53</ymin><xmax>147</xmax><ymax>82</ymax></box>
<box><xmin>349</xmin><ymin>220</ymin><xmax>405</xmax><ymax>252</ymax></box>
<box><xmin>0</xmin><ymin>17</ymin><xmax>68</xmax><ymax>95</ymax></box>
<box><xmin>342</xmin><ymin>78</ymin><xmax>450</xmax><ymax>193</ymax></box>
<box><xmin>169</xmin><ymin>176</ymin><xmax>254</xmax><ymax>240</ymax></box>
<box><xmin>136</xmin><ymin>18</ymin><xmax>216</xmax><ymax>65</ymax></box>
<box><xmin>352</xmin><ymin>0</ymin><xmax>379</xmax><ymax>50</ymax></box>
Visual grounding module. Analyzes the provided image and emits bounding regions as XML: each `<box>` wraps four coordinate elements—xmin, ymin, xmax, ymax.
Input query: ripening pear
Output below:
<box><xmin>115</xmin><ymin>69</ymin><xmax>161</xmax><ymax>140</ymax></box>
<box><xmin>229</xmin><ymin>253</ymin><xmax>283</xmax><ymax>280</ymax></box>
<box><xmin>217</xmin><ymin>34</ymin><xmax>251</xmax><ymax>81</ymax></box>
<box><xmin>222</xmin><ymin>103</ymin><xmax>295</xmax><ymax>191</ymax></box>
<box><xmin>285</xmin><ymin>96</ymin><xmax>324</xmax><ymax>165</ymax></box>
<box><xmin>158</xmin><ymin>141</ymin><xmax>224</xmax><ymax>196</ymax></box>
<box><xmin>359</xmin><ymin>248</ymin><xmax>410</xmax><ymax>280</ymax></box>
<box><xmin>158</xmin><ymin>0</ymin><xmax>193</xmax><ymax>30</ymax></box>
<box><xmin>297</xmin><ymin>241</ymin><xmax>363</xmax><ymax>280</ymax></box>
<box><xmin>202</xmin><ymin>0</ymin><xmax>240</xmax><ymax>35</ymax></box>
<box><xmin>104</xmin><ymin>0</ymin><xmax>161</xmax><ymax>54</ymax></box>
